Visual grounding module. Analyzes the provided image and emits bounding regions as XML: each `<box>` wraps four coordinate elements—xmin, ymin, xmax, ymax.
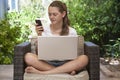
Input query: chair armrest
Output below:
<box><xmin>14</xmin><ymin>42</ymin><xmax>31</xmax><ymax>80</ymax></box>
<box><xmin>84</xmin><ymin>42</ymin><xmax>100</xmax><ymax>80</ymax></box>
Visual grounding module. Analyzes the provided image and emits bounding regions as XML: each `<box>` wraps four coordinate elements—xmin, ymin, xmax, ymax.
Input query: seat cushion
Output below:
<box><xmin>24</xmin><ymin>69</ymin><xmax>89</xmax><ymax>80</ymax></box>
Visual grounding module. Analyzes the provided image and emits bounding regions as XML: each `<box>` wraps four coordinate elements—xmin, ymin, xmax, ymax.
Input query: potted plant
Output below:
<box><xmin>103</xmin><ymin>38</ymin><xmax>120</xmax><ymax>65</ymax></box>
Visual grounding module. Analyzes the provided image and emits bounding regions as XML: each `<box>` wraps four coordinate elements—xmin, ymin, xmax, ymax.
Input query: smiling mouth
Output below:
<box><xmin>51</xmin><ymin>20</ymin><xmax>56</xmax><ymax>22</ymax></box>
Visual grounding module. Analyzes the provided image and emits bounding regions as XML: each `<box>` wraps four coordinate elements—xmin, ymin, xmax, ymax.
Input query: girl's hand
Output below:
<box><xmin>35</xmin><ymin>25</ymin><xmax>44</xmax><ymax>36</ymax></box>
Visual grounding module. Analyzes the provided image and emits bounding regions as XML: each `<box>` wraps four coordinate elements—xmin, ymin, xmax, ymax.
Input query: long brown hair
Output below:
<box><xmin>49</xmin><ymin>1</ymin><xmax>70</xmax><ymax>35</ymax></box>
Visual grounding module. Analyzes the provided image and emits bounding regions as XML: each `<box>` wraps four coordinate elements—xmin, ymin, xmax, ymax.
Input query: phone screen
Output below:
<box><xmin>35</xmin><ymin>19</ymin><xmax>42</xmax><ymax>26</ymax></box>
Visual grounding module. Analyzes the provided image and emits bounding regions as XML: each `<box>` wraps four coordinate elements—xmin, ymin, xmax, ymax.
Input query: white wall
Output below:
<box><xmin>0</xmin><ymin>0</ymin><xmax>8</xmax><ymax>19</ymax></box>
<box><xmin>8</xmin><ymin>0</ymin><xmax>19</xmax><ymax>12</ymax></box>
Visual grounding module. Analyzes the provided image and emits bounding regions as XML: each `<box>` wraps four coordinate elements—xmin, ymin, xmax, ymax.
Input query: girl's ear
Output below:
<box><xmin>62</xmin><ymin>11</ymin><xmax>66</xmax><ymax>18</ymax></box>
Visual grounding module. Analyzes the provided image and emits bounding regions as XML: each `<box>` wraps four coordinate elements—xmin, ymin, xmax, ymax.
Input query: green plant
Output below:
<box><xmin>0</xmin><ymin>0</ymin><xmax>45</xmax><ymax>64</ymax></box>
<box><xmin>7</xmin><ymin>0</ymin><xmax>45</xmax><ymax>42</ymax></box>
<box><xmin>67</xmin><ymin>0</ymin><xmax>120</xmax><ymax>41</ymax></box>
<box><xmin>0</xmin><ymin>19</ymin><xmax>21</xmax><ymax>64</ymax></box>
<box><xmin>64</xmin><ymin>0</ymin><xmax>120</xmax><ymax>56</ymax></box>
<box><xmin>103</xmin><ymin>38</ymin><xmax>120</xmax><ymax>58</ymax></box>
<box><xmin>113</xmin><ymin>38</ymin><xmax>120</xmax><ymax>58</ymax></box>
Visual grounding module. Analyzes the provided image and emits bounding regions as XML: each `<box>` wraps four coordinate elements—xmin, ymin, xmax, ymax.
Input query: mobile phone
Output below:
<box><xmin>35</xmin><ymin>19</ymin><xmax>42</xmax><ymax>26</ymax></box>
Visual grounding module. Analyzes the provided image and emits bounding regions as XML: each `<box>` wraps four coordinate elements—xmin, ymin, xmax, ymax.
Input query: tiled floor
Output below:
<box><xmin>0</xmin><ymin>65</ymin><xmax>120</xmax><ymax>80</ymax></box>
<box><xmin>0</xmin><ymin>65</ymin><xmax>13</xmax><ymax>80</ymax></box>
<box><xmin>100</xmin><ymin>71</ymin><xmax>120</xmax><ymax>80</ymax></box>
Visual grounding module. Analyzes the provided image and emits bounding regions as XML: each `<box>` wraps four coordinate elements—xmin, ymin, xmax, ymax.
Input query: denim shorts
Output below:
<box><xmin>47</xmin><ymin>60</ymin><xmax>70</xmax><ymax>67</ymax></box>
<box><xmin>47</xmin><ymin>60</ymin><xmax>86</xmax><ymax>74</ymax></box>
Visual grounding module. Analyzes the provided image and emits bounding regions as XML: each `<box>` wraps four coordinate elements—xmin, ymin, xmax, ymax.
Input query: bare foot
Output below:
<box><xmin>70</xmin><ymin>71</ymin><xmax>76</xmax><ymax>75</ymax></box>
<box><xmin>25</xmin><ymin>66</ymin><xmax>50</xmax><ymax>74</ymax></box>
<box><xmin>25</xmin><ymin>66</ymin><xmax>42</xmax><ymax>74</ymax></box>
<box><xmin>25</xmin><ymin>66</ymin><xmax>76</xmax><ymax>75</ymax></box>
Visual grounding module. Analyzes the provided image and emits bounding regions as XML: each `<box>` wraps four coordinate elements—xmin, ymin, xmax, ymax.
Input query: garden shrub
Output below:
<box><xmin>0</xmin><ymin>19</ymin><xmax>21</xmax><ymax>64</ymax></box>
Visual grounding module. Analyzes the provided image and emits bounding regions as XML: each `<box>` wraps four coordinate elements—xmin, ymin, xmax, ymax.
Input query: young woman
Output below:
<box><xmin>25</xmin><ymin>1</ymin><xmax>88</xmax><ymax>75</ymax></box>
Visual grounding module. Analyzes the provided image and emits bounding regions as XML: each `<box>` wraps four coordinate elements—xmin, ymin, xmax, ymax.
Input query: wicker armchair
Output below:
<box><xmin>14</xmin><ymin>41</ymin><xmax>100</xmax><ymax>80</ymax></box>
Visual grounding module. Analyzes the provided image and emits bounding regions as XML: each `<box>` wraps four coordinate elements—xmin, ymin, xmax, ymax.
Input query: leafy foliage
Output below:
<box><xmin>0</xmin><ymin>19</ymin><xmax>21</xmax><ymax>64</ymax></box>
<box><xmin>6</xmin><ymin>0</ymin><xmax>44</xmax><ymax>42</ymax></box>
<box><xmin>104</xmin><ymin>38</ymin><xmax>120</xmax><ymax>58</ymax></box>
<box><xmin>0</xmin><ymin>0</ymin><xmax>45</xmax><ymax>64</ymax></box>
<box><xmin>64</xmin><ymin>0</ymin><xmax>120</xmax><ymax>56</ymax></box>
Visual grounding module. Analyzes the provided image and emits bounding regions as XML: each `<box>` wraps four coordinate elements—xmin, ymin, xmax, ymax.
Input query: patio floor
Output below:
<box><xmin>0</xmin><ymin>64</ymin><xmax>120</xmax><ymax>80</ymax></box>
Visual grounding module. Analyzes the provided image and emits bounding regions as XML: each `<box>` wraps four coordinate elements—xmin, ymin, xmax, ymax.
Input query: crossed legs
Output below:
<box><xmin>24</xmin><ymin>53</ymin><xmax>88</xmax><ymax>75</ymax></box>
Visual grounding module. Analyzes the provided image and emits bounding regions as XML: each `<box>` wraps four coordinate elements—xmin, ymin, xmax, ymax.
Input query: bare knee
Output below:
<box><xmin>78</xmin><ymin>55</ymin><xmax>88</xmax><ymax>60</ymax></box>
<box><xmin>77</xmin><ymin>55</ymin><xmax>88</xmax><ymax>66</ymax></box>
<box><xmin>25</xmin><ymin>53</ymin><xmax>38</xmax><ymax>65</ymax></box>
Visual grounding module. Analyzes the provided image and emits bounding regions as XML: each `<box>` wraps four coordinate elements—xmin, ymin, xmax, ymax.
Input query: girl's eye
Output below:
<box><xmin>53</xmin><ymin>13</ymin><xmax>58</xmax><ymax>16</ymax></box>
<box><xmin>48</xmin><ymin>13</ymin><xmax>51</xmax><ymax>16</ymax></box>
<box><xmin>48</xmin><ymin>13</ymin><xmax>58</xmax><ymax>17</ymax></box>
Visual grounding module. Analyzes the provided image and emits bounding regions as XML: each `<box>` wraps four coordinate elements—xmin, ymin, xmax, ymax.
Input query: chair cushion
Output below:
<box><xmin>24</xmin><ymin>69</ymin><xmax>89</xmax><ymax>80</ymax></box>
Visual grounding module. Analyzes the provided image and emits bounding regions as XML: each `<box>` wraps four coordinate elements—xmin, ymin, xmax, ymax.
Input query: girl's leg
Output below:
<box><xmin>24</xmin><ymin>53</ymin><xmax>55</xmax><ymax>71</ymax></box>
<box><xmin>43</xmin><ymin>55</ymin><xmax>88</xmax><ymax>74</ymax></box>
<box><xmin>26</xmin><ymin>55</ymin><xmax>88</xmax><ymax>74</ymax></box>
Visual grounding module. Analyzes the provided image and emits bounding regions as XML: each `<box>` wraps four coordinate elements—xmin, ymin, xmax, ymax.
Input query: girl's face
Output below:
<box><xmin>48</xmin><ymin>6</ymin><xmax>65</xmax><ymax>25</ymax></box>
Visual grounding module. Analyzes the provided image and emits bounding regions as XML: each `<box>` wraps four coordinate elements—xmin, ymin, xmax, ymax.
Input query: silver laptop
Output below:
<box><xmin>37</xmin><ymin>36</ymin><xmax>79</xmax><ymax>61</ymax></box>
